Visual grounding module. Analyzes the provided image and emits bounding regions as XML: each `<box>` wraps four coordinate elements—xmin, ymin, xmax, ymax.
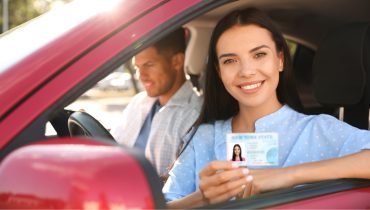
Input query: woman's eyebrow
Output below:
<box><xmin>218</xmin><ymin>45</ymin><xmax>270</xmax><ymax>60</ymax></box>
<box><xmin>250</xmin><ymin>45</ymin><xmax>270</xmax><ymax>53</ymax></box>
<box><xmin>218</xmin><ymin>53</ymin><xmax>236</xmax><ymax>60</ymax></box>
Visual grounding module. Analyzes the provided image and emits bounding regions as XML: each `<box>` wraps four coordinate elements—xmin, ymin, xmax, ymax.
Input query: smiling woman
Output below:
<box><xmin>163</xmin><ymin>8</ymin><xmax>370</xmax><ymax>209</ymax></box>
<box><xmin>217</xmin><ymin>25</ymin><xmax>284</xmax><ymax>115</ymax></box>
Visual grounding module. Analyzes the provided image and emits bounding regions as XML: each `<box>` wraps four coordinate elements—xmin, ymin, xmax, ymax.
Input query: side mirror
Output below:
<box><xmin>0</xmin><ymin>138</ymin><xmax>165</xmax><ymax>209</ymax></box>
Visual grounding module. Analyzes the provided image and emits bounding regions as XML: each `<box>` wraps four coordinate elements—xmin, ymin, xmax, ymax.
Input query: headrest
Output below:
<box><xmin>184</xmin><ymin>23</ymin><xmax>214</xmax><ymax>76</ymax></box>
<box><xmin>313</xmin><ymin>22</ymin><xmax>370</xmax><ymax>107</ymax></box>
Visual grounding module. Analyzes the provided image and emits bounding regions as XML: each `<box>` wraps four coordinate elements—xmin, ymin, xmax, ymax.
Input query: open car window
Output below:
<box><xmin>45</xmin><ymin>63</ymin><xmax>142</xmax><ymax>137</ymax></box>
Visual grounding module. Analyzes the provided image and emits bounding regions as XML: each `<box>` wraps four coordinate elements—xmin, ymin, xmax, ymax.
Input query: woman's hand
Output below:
<box><xmin>198</xmin><ymin>160</ymin><xmax>253</xmax><ymax>205</ymax></box>
<box><xmin>238</xmin><ymin>167</ymin><xmax>295</xmax><ymax>198</ymax></box>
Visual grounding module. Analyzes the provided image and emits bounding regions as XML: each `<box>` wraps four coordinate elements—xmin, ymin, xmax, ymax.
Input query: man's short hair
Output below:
<box><xmin>153</xmin><ymin>27</ymin><xmax>186</xmax><ymax>57</ymax></box>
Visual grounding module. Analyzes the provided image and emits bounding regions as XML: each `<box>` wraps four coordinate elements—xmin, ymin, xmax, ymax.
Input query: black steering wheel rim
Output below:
<box><xmin>68</xmin><ymin>111</ymin><xmax>115</xmax><ymax>141</ymax></box>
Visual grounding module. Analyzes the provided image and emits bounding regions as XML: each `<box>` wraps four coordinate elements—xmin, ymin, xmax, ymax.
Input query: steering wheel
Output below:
<box><xmin>68</xmin><ymin>111</ymin><xmax>115</xmax><ymax>141</ymax></box>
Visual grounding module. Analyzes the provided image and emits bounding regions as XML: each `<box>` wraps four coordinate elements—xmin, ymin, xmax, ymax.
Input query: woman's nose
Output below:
<box><xmin>238</xmin><ymin>61</ymin><xmax>256</xmax><ymax>77</ymax></box>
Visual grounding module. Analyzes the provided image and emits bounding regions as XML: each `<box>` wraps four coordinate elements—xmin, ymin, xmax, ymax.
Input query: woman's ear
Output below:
<box><xmin>171</xmin><ymin>52</ymin><xmax>185</xmax><ymax>72</ymax></box>
<box><xmin>278</xmin><ymin>52</ymin><xmax>284</xmax><ymax>72</ymax></box>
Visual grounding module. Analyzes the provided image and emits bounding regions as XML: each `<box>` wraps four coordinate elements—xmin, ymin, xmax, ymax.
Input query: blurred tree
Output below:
<box><xmin>1</xmin><ymin>0</ymin><xmax>72</xmax><ymax>32</ymax></box>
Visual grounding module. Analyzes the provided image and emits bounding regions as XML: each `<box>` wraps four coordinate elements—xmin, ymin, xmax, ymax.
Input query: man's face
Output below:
<box><xmin>134</xmin><ymin>47</ymin><xmax>177</xmax><ymax>98</ymax></box>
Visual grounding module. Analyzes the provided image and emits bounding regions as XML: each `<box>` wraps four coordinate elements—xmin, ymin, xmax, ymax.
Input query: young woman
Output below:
<box><xmin>163</xmin><ymin>8</ymin><xmax>370</xmax><ymax>208</ymax></box>
<box><xmin>231</xmin><ymin>144</ymin><xmax>245</xmax><ymax>161</ymax></box>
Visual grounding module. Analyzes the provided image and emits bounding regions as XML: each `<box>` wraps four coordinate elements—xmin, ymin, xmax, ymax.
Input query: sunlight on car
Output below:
<box><xmin>71</xmin><ymin>0</ymin><xmax>122</xmax><ymax>14</ymax></box>
<box><xmin>0</xmin><ymin>0</ymin><xmax>122</xmax><ymax>73</ymax></box>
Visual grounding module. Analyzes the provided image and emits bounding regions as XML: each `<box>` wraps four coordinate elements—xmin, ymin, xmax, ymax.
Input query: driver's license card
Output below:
<box><xmin>227</xmin><ymin>133</ymin><xmax>279</xmax><ymax>167</ymax></box>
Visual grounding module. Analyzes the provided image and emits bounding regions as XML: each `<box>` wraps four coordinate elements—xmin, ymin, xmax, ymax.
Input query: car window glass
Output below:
<box><xmin>45</xmin><ymin>63</ymin><xmax>142</xmax><ymax>137</ymax></box>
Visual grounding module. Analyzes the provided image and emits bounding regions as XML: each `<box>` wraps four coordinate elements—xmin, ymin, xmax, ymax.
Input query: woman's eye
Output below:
<box><xmin>223</xmin><ymin>59</ymin><xmax>236</xmax><ymax>64</ymax></box>
<box><xmin>254</xmin><ymin>52</ymin><xmax>267</xmax><ymax>58</ymax></box>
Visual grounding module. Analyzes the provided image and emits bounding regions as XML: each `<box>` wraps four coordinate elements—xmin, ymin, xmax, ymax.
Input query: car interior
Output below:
<box><xmin>313</xmin><ymin>22</ymin><xmax>370</xmax><ymax>129</ymax></box>
<box><xmin>47</xmin><ymin>0</ymin><xmax>370</xmax><ymax>137</ymax></box>
<box><xmin>39</xmin><ymin>0</ymin><xmax>370</xmax><ymax>208</ymax></box>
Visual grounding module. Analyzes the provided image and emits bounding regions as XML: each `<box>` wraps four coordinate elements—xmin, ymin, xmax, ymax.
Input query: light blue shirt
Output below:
<box><xmin>111</xmin><ymin>80</ymin><xmax>202</xmax><ymax>176</ymax></box>
<box><xmin>163</xmin><ymin>105</ymin><xmax>370</xmax><ymax>201</ymax></box>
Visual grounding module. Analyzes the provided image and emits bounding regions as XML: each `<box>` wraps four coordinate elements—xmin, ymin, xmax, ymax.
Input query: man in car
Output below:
<box><xmin>111</xmin><ymin>28</ymin><xmax>202</xmax><ymax>181</ymax></box>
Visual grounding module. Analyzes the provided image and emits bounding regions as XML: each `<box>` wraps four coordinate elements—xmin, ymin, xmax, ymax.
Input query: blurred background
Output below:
<box><xmin>1</xmin><ymin>0</ymin><xmax>142</xmax><ymax>133</ymax></box>
<box><xmin>1</xmin><ymin>0</ymin><xmax>73</xmax><ymax>32</ymax></box>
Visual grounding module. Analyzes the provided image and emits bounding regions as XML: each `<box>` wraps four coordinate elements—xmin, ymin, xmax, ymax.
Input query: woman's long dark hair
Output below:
<box><xmin>232</xmin><ymin>144</ymin><xmax>243</xmax><ymax>161</ymax></box>
<box><xmin>194</xmin><ymin>8</ymin><xmax>302</xmax><ymax>128</ymax></box>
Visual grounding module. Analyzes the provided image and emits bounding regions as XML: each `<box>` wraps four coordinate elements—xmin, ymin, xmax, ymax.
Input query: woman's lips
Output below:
<box><xmin>239</xmin><ymin>81</ymin><xmax>264</xmax><ymax>93</ymax></box>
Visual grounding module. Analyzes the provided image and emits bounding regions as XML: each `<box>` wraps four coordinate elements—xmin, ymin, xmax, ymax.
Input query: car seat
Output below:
<box><xmin>313</xmin><ymin>22</ymin><xmax>370</xmax><ymax>129</ymax></box>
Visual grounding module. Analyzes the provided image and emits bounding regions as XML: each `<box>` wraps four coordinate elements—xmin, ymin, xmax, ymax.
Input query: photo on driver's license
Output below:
<box><xmin>227</xmin><ymin>133</ymin><xmax>279</xmax><ymax>167</ymax></box>
<box><xmin>227</xmin><ymin>136</ymin><xmax>247</xmax><ymax>166</ymax></box>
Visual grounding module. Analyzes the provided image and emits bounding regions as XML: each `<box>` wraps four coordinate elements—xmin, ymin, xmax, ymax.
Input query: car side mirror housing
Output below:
<box><xmin>0</xmin><ymin>138</ymin><xmax>165</xmax><ymax>209</ymax></box>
